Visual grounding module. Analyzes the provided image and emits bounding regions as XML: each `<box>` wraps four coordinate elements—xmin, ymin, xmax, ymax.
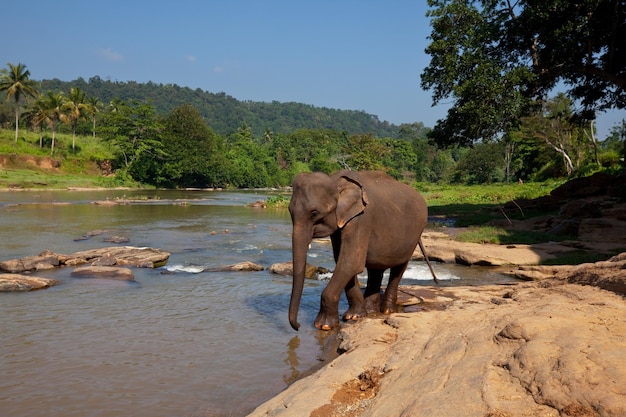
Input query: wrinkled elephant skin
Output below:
<box><xmin>288</xmin><ymin>170</ymin><xmax>437</xmax><ymax>331</ymax></box>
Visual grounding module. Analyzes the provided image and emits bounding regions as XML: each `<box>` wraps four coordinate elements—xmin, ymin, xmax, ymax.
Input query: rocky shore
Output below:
<box><xmin>248</xmin><ymin>272</ymin><xmax>626</xmax><ymax>417</ymax></box>
<box><xmin>247</xmin><ymin>239</ymin><xmax>626</xmax><ymax>417</ymax></box>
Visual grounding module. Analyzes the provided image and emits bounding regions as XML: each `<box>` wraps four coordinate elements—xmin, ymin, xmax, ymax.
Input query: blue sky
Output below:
<box><xmin>2</xmin><ymin>0</ymin><xmax>623</xmax><ymax>138</ymax></box>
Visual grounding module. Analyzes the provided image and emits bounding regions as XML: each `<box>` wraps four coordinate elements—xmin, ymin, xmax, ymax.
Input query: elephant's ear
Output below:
<box><xmin>336</xmin><ymin>175</ymin><xmax>368</xmax><ymax>228</ymax></box>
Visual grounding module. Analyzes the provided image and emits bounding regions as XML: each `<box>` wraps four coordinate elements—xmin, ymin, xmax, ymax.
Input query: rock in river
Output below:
<box><xmin>0</xmin><ymin>246</ymin><xmax>170</xmax><ymax>273</ymax></box>
<box><xmin>0</xmin><ymin>274</ymin><xmax>59</xmax><ymax>291</ymax></box>
<box><xmin>71</xmin><ymin>266</ymin><xmax>135</xmax><ymax>281</ymax></box>
<box><xmin>269</xmin><ymin>261</ymin><xmax>330</xmax><ymax>279</ymax></box>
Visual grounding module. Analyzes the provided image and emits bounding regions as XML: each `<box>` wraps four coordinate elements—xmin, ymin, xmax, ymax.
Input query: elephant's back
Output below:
<box><xmin>362</xmin><ymin>172</ymin><xmax>428</xmax><ymax>249</ymax></box>
<box><xmin>333</xmin><ymin>169</ymin><xmax>428</xmax><ymax>230</ymax></box>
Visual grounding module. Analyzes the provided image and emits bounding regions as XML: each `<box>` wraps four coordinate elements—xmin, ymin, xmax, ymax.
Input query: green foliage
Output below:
<box><xmin>453</xmin><ymin>142</ymin><xmax>505</xmax><ymax>184</ymax></box>
<box><xmin>422</xmin><ymin>0</ymin><xmax>626</xmax><ymax>147</ymax></box>
<box><xmin>99</xmin><ymin>100</ymin><xmax>165</xmax><ymax>183</ymax></box>
<box><xmin>265</xmin><ymin>194</ymin><xmax>290</xmax><ymax>208</ymax></box>
<box><xmin>39</xmin><ymin>77</ymin><xmax>399</xmax><ymax>138</ymax></box>
<box><xmin>343</xmin><ymin>133</ymin><xmax>389</xmax><ymax>171</ymax></box>
<box><xmin>159</xmin><ymin>104</ymin><xmax>226</xmax><ymax>188</ymax></box>
<box><xmin>4</xmin><ymin>62</ymin><xmax>623</xmax><ymax>188</ymax></box>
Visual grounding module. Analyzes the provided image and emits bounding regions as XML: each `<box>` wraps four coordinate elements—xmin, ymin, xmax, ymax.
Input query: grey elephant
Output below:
<box><xmin>288</xmin><ymin>170</ymin><xmax>438</xmax><ymax>331</ymax></box>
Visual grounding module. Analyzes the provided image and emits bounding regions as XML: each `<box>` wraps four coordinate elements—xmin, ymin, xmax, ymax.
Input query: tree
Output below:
<box><xmin>0</xmin><ymin>63</ymin><xmax>39</xmax><ymax>142</ymax></box>
<box><xmin>160</xmin><ymin>104</ymin><xmax>226</xmax><ymax>188</ymax></box>
<box><xmin>422</xmin><ymin>0</ymin><xmax>626</xmax><ymax>146</ymax></box>
<box><xmin>87</xmin><ymin>96</ymin><xmax>101</xmax><ymax>138</ymax></box>
<box><xmin>342</xmin><ymin>134</ymin><xmax>390</xmax><ymax>171</ymax></box>
<box><xmin>454</xmin><ymin>142</ymin><xmax>505</xmax><ymax>184</ymax></box>
<box><xmin>99</xmin><ymin>100</ymin><xmax>164</xmax><ymax>180</ymax></box>
<box><xmin>24</xmin><ymin>94</ymin><xmax>50</xmax><ymax>148</ymax></box>
<box><xmin>519</xmin><ymin>94</ymin><xmax>588</xmax><ymax>176</ymax></box>
<box><xmin>65</xmin><ymin>87</ymin><xmax>89</xmax><ymax>151</ymax></box>
<box><xmin>40</xmin><ymin>92</ymin><xmax>66</xmax><ymax>154</ymax></box>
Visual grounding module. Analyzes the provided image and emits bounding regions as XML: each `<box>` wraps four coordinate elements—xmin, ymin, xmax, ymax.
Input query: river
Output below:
<box><xmin>0</xmin><ymin>189</ymin><xmax>512</xmax><ymax>417</ymax></box>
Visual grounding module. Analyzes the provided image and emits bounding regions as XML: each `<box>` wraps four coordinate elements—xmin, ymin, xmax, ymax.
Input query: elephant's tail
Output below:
<box><xmin>418</xmin><ymin>238</ymin><xmax>439</xmax><ymax>284</ymax></box>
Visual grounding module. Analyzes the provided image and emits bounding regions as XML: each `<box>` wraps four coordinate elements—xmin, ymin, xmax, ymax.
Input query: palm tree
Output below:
<box><xmin>65</xmin><ymin>87</ymin><xmax>88</xmax><ymax>151</ymax></box>
<box><xmin>0</xmin><ymin>63</ymin><xmax>38</xmax><ymax>142</ymax></box>
<box><xmin>41</xmin><ymin>92</ymin><xmax>66</xmax><ymax>154</ymax></box>
<box><xmin>87</xmin><ymin>96</ymin><xmax>101</xmax><ymax>138</ymax></box>
<box><xmin>23</xmin><ymin>94</ymin><xmax>49</xmax><ymax>148</ymax></box>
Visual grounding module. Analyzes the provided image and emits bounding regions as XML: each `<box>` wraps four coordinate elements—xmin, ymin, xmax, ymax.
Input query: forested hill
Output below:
<box><xmin>39</xmin><ymin>77</ymin><xmax>400</xmax><ymax>137</ymax></box>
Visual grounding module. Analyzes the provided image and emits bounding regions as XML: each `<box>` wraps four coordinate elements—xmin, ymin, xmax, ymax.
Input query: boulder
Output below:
<box><xmin>66</xmin><ymin>246</ymin><xmax>170</xmax><ymax>268</ymax></box>
<box><xmin>0</xmin><ymin>250</ymin><xmax>61</xmax><ymax>273</ymax></box>
<box><xmin>71</xmin><ymin>266</ymin><xmax>135</xmax><ymax>281</ymax></box>
<box><xmin>0</xmin><ymin>274</ymin><xmax>59</xmax><ymax>291</ymax></box>
<box><xmin>269</xmin><ymin>261</ymin><xmax>331</xmax><ymax>279</ymax></box>
<box><xmin>206</xmin><ymin>261</ymin><xmax>265</xmax><ymax>272</ymax></box>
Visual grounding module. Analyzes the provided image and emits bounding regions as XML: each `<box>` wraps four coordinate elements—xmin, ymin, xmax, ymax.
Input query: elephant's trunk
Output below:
<box><xmin>289</xmin><ymin>225</ymin><xmax>311</xmax><ymax>331</ymax></box>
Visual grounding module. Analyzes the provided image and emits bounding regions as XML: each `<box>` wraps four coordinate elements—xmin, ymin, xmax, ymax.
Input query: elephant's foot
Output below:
<box><xmin>314</xmin><ymin>311</ymin><xmax>340</xmax><ymax>331</ymax></box>
<box><xmin>380</xmin><ymin>299</ymin><xmax>398</xmax><ymax>315</ymax></box>
<box><xmin>364</xmin><ymin>293</ymin><xmax>381</xmax><ymax>313</ymax></box>
<box><xmin>342</xmin><ymin>304</ymin><xmax>367</xmax><ymax>322</ymax></box>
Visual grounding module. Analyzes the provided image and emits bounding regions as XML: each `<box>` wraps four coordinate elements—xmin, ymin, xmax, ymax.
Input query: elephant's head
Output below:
<box><xmin>287</xmin><ymin>171</ymin><xmax>368</xmax><ymax>330</ymax></box>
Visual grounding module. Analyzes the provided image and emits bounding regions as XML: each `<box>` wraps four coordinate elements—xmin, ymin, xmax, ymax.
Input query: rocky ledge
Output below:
<box><xmin>248</xmin><ymin>271</ymin><xmax>626</xmax><ymax>417</ymax></box>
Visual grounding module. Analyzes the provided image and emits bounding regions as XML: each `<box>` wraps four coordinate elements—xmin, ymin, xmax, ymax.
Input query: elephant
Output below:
<box><xmin>288</xmin><ymin>170</ymin><xmax>438</xmax><ymax>331</ymax></box>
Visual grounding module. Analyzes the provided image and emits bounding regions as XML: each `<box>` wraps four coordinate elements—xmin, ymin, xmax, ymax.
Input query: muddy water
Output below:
<box><xmin>0</xmin><ymin>190</ymin><xmax>513</xmax><ymax>417</ymax></box>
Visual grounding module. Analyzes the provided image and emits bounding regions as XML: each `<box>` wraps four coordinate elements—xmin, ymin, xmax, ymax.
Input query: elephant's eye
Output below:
<box><xmin>310</xmin><ymin>210</ymin><xmax>320</xmax><ymax>219</ymax></box>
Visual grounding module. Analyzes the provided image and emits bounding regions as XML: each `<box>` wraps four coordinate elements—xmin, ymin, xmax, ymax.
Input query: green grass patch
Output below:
<box><xmin>454</xmin><ymin>226</ymin><xmax>574</xmax><ymax>245</ymax></box>
<box><xmin>420</xmin><ymin>181</ymin><xmax>564</xmax><ymax>227</ymax></box>
<box><xmin>0</xmin><ymin>129</ymin><xmax>133</xmax><ymax>189</ymax></box>
<box><xmin>265</xmin><ymin>194</ymin><xmax>290</xmax><ymax>208</ymax></box>
<box><xmin>541</xmin><ymin>249</ymin><xmax>624</xmax><ymax>266</ymax></box>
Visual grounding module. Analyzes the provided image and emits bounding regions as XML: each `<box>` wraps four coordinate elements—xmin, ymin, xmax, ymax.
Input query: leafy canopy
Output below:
<box><xmin>422</xmin><ymin>0</ymin><xmax>626</xmax><ymax>146</ymax></box>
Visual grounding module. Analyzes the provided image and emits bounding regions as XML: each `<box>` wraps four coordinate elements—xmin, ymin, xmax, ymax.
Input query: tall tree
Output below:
<box><xmin>160</xmin><ymin>104</ymin><xmax>226</xmax><ymax>188</ymax></box>
<box><xmin>24</xmin><ymin>94</ymin><xmax>49</xmax><ymax>148</ymax></box>
<box><xmin>87</xmin><ymin>96</ymin><xmax>101</xmax><ymax>138</ymax></box>
<box><xmin>422</xmin><ymin>0</ymin><xmax>626</xmax><ymax>147</ymax></box>
<box><xmin>65</xmin><ymin>87</ymin><xmax>88</xmax><ymax>151</ymax></box>
<box><xmin>99</xmin><ymin>100</ymin><xmax>164</xmax><ymax>180</ymax></box>
<box><xmin>519</xmin><ymin>94</ymin><xmax>586</xmax><ymax>176</ymax></box>
<box><xmin>0</xmin><ymin>63</ymin><xmax>39</xmax><ymax>142</ymax></box>
<box><xmin>40</xmin><ymin>92</ymin><xmax>66</xmax><ymax>154</ymax></box>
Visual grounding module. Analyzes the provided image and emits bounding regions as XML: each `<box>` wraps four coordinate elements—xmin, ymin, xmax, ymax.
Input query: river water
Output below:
<box><xmin>0</xmin><ymin>189</ymin><xmax>513</xmax><ymax>417</ymax></box>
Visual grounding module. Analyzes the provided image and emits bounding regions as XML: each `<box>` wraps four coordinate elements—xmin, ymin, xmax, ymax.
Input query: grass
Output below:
<box><xmin>0</xmin><ymin>129</ymin><xmax>142</xmax><ymax>189</ymax></box>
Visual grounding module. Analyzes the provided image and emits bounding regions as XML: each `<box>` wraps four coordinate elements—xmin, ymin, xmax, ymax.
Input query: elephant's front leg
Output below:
<box><xmin>316</xmin><ymin>264</ymin><xmax>365</xmax><ymax>330</ymax></box>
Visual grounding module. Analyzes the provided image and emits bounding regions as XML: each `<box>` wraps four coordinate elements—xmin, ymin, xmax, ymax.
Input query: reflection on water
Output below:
<box><xmin>0</xmin><ymin>189</ymin><xmax>514</xmax><ymax>417</ymax></box>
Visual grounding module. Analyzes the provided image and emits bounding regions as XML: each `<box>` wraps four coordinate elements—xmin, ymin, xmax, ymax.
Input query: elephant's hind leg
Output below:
<box><xmin>342</xmin><ymin>275</ymin><xmax>367</xmax><ymax>322</ymax></box>
<box><xmin>363</xmin><ymin>268</ymin><xmax>384</xmax><ymax>313</ymax></box>
<box><xmin>381</xmin><ymin>263</ymin><xmax>408</xmax><ymax>314</ymax></box>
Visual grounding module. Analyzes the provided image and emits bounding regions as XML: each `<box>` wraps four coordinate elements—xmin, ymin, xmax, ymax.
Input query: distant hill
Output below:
<box><xmin>39</xmin><ymin>77</ymin><xmax>401</xmax><ymax>138</ymax></box>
